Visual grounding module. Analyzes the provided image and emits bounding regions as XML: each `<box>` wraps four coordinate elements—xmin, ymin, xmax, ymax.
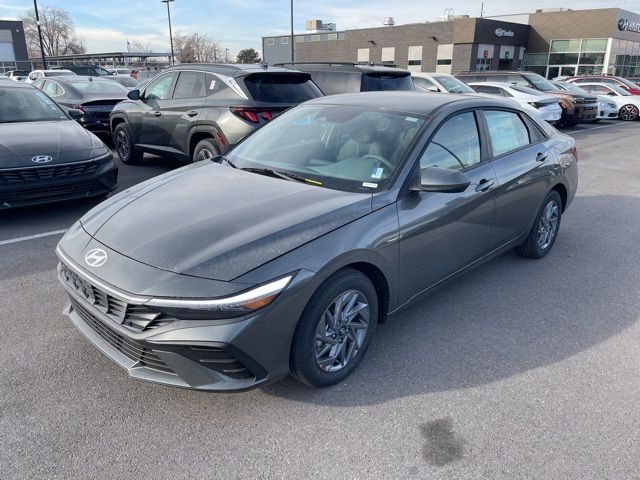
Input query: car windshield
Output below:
<box><xmin>243</xmin><ymin>73</ymin><xmax>323</xmax><ymax>103</ymax></box>
<box><xmin>554</xmin><ymin>82</ymin><xmax>587</xmax><ymax>93</ymax></box>
<box><xmin>226</xmin><ymin>105</ymin><xmax>425</xmax><ymax>193</ymax></box>
<box><xmin>0</xmin><ymin>87</ymin><xmax>68</xmax><ymax>123</ymax></box>
<box><xmin>604</xmin><ymin>84</ymin><xmax>631</xmax><ymax>96</ymax></box>
<box><xmin>511</xmin><ymin>84</ymin><xmax>546</xmax><ymax>96</ymax></box>
<box><xmin>523</xmin><ymin>73</ymin><xmax>558</xmax><ymax>92</ymax></box>
<box><xmin>433</xmin><ymin>75</ymin><xmax>475</xmax><ymax>93</ymax></box>
<box><xmin>68</xmin><ymin>80</ymin><xmax>129</xmax><ymax>94</ymax></box>
<box><xmin>616</xmin><ymin>77</ymin><xmax>639</xmax><ymax>89</ymax></box>
<box><xmin>361</xmin><ymin>73</ymin><xmax>414</xmax><ymax>91</ymax></box>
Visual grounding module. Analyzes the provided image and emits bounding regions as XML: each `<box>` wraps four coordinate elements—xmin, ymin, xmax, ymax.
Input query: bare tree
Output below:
<box><xmin>21</xmin><ymin>6</ymin><xmax>86</xmax><ymax>57</ymax></box>
<box><xmin>129</xmin><ymin>40</ymin><xmax>152</xmax><ymax>53</ymax></box>
<box><xmin>174</xmin><ymin>31</ymin><xmax>222</xmax><ymax>63</ymax></box>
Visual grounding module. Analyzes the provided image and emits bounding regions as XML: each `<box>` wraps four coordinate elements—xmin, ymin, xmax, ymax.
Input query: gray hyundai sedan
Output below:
<box><xmin>56</xmin><ymin>92</ymin><xmax>577</xmax><ymax>391</ymax></box>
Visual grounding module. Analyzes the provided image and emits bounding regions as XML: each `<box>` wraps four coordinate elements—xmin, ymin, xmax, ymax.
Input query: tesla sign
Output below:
<box><xmin>618</xmin><ymin>18</ymin><xmax>640</xmax><ymax>33</ymax></box>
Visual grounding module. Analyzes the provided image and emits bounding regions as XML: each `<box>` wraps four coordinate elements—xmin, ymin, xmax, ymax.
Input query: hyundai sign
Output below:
<box><xmin>618</xmin><ymin>18</ymin><xmax>640</xmax><ymax>33</ymax></box>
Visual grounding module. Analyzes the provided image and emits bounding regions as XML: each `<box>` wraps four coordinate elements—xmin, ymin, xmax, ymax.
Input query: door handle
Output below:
<box><xmin>153</xmin><ymin>111</ymin><xmax>162</xmax><ymax>117</ymax></box>
<box><xmin>475</xmin><ymin>178</ymin><xmax>495</xmax><ymax>192</ymax></box>
<box><xmin>187</xmin><ymin>110</ymin><xmax>198</xmax><ymax>117</ymax></box>
<box><xmin>536</xmin><ymin>151</ymin><xmax>549</xmax><ymax>162</ymax></box>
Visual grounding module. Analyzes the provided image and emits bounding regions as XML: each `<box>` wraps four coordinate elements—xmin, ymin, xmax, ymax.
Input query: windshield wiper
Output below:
<box><xmin>241</xmin><ymin>167</ymin><xmax>312</xmax><ymax>184</ymax></box>
<box><xmin>221</xmin><ymin>156</ymin><xmax>237</xmax><ymax>168</ymax></box>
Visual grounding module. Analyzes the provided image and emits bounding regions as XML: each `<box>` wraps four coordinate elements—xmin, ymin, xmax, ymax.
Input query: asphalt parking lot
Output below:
<box><xmin>2</xmin><ymin>119</ymin><xmax>640</xmax><ymax>479</ymax></box>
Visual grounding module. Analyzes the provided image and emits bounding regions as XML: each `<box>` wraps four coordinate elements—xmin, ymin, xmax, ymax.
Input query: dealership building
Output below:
<box><xmin>0</xmin><ymin>20</ymin><xmax>29</xmax><ymax>71</ymax></box>
<box><xmin>262</xmin><ymin>7</ymin><xmax>640</xmax><ymax>79</ymax></box>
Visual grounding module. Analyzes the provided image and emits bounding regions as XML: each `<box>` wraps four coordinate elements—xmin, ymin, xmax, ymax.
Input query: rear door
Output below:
<box><xmin>139</xmin><ymin>71</ymin><xmax>178</xmax><ymax>150</ymax></box>
<box><xmin>396</xmin><ymin>110</ymin><xmax>497</xmax><ymax>303</ymax></box>
<box><xmin>480</xmin><ymin>109</ymin><xmax>554</xmax><ymax>249</ymax></box>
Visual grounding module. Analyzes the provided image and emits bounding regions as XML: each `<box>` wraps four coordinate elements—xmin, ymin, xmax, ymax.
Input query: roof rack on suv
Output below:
<box><xmin>275</xmin><ymin>62</ymin><xmax>358</xmax><ymax>67</ymax></box>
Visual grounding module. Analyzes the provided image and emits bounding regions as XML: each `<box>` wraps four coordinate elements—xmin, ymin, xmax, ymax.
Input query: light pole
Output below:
<box><xmin>161</xmin><ymin>0</ymin><xmax>175</xmax><ymax>65</ymax></box>
<box><xmin>225</xmin><ymin>48</ymin><xmax>229</xmax><ymax>63</ymax></box>
<box><xmin>290</xmin><ymin>0</ymin><xmax>294</xmax><ymax>62</ymax></box>
<box><xmin>33</xmin><ymin>0</ymin><xmax>47</xmax><ymax>69</ymax></box>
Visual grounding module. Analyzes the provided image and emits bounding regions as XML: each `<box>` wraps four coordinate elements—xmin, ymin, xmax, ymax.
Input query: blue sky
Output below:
<box><xmin>1</xmin><ymin>0</ymin><xmax>638</xmax><ymax>57</ymax></box>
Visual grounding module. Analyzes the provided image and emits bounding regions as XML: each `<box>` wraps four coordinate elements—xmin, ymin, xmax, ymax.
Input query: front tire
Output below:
<box><xmin>290</xmin><ymin>269</ymin><xmax>378</xmax><ymax>388</ymax></box>
<box><xmin>113</xmin><ymin>123</ymin><xmax>143</xmax><ymax>165</ymax></box>
<box><xmin>516</xmin><ymin>190</ymin><xmax>562</xmax><ymax>259</ymax></box>
<box><xmin>619</xmin><ymin>104</ymin><xmax>639</xmax><ymax>121</ymax></box>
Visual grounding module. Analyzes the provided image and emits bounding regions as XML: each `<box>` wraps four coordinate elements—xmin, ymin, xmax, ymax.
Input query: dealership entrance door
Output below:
<box><xmin>547</xmin><ymin>65</ymin><xmax>576</xmax><ymax>79</ymax></box>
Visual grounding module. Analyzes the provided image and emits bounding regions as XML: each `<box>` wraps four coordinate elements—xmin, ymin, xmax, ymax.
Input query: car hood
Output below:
<box><xmin>0</xmin><ymin>120</ymin><xmax>99</xmax><ymax>168</ymax></box>
<box><xmin>88</xmin><ymin>162</ymin><xmax>373</xmax><ymax>281</ymax></box>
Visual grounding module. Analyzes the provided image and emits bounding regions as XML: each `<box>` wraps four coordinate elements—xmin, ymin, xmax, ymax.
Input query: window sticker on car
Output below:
<box><xmin>405</xmin><ymin>117</ymin><xmax>419</xmax><ymax>122</ymax></box>
<box><xmin>371</xmin><ymin>167</ymin><xmax>384</xmax><ymax>179</ymax></box>
<box><xmin>362</xmin><ymin>182</ymin><xmax>378</xmax><ymax>188</ymax></box>
<box><xmin>209</xmin><ymin>80</ymin><xmax>216</xmax><ymax>90</ymax></box>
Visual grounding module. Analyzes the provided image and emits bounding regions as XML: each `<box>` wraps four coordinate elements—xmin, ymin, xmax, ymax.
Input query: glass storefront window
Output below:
<box><xmin>581</xmin><ymin>38</ymin><xmax>607</xmax><ymax>52</ymax></box>
<box><xmin>550</xmin><ymin>39</ymin><xmax>581</xmax><ymax>53</ymax></box>
<box><xmin>579</xmin><ymin>52</ymin><xmax>605</xmax><ymax>64</ymax></box>
<box><xmin>549</xmin><ymin>52</ymin><xmax>579</xmax><ymax>64</ymax></box>
<box><xmin>523</xmin><ymin>53</ymin><xmax>548</xmax><ymax>66</ymax></box>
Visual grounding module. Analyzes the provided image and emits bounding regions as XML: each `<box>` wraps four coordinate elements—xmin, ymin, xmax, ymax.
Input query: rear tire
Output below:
<box><xmin>192</xmin><ymin>138</ymin><xmax>219</xmax><ymax>163</ymax></box>
<box><xmin>113</xmin><ymin>123</ymin><xmax>143</xmax><ymax>165</ymax></box>
<box><xmin>619</xmin><ymin>104</ymin><xmax>639</xmax><ymax>121</ymax></box>
<box><xmin>290</xmin><ymin>269</ymin><xmax>378</xmax><ymax>388</ymax></box>
<box><xmin>516</xmin><ymin>190</ymin><xmax>562</xmax><ymax>259</ymax></box>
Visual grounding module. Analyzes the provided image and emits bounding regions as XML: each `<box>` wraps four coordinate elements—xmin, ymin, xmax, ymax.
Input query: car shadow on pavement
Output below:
<box><xmin>262</xmin><ymin>194</ymin><xmax>640</xmax><ymax>406</ymax></box>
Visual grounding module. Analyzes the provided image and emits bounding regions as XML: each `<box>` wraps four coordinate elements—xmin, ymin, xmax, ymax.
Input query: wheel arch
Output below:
<box><xmin>551</xmin><ymin>182</ymin><xmax>568</xmax><ymax>212</ymax></box>
<box><xmin>188</xmin><ymin>126</ymin><xmax>222</xmax><ymax>160</ymax></box>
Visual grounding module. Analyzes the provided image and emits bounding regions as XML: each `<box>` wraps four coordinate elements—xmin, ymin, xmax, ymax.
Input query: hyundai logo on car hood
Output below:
<box><xmin>31</xmin><ymin>155</ymin><xmax>53</xmax><ymax>164</ymax></box>
<box><xmin>85</xmin><ymin>248</ymin><xmax>108</xmax><ymax>267</ymax></box>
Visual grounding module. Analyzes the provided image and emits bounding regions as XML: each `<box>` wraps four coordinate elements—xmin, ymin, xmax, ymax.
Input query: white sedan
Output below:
<box><xmin>468</xmin><ymin>82</ymin><xmax>562</xmax><ymax>123</ymax></box>
<box><xmin>578</xmin><ymin>83</ymin><xmax>640</xmax><ymax>121</ymax></box>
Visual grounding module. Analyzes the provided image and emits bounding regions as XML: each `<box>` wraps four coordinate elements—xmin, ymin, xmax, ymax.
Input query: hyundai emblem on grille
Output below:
<box><xmin>85</xmin><ymin>248</ymin><xmax>108</xmax><ymax>267</ymax></box>
<box><xmin>31</xmin><ymin>155</ymin><xmax>53</xmax><ymax>164</ymax></box>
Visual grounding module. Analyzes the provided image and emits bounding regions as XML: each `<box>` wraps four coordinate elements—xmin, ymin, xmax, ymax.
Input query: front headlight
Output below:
<box><xmin>608</xmin><ymin>102</ymin><xmax>616</xmax><ymax>108</ymax></box>
<box><xmin>145</xmin><ymin>275</ymin><xmax>293</xmax><ymax>320</ymax></box>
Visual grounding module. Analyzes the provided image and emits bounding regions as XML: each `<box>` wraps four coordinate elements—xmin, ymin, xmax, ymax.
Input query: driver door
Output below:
<box><xmin>139</xmin><ymin>72</ymin><xmax>178</xmax><ymax>150</ymax></box>
<box><xmin>396</xmin><ymin>110</ymin><xmax>497</xmax><ymax>304</ymax></box>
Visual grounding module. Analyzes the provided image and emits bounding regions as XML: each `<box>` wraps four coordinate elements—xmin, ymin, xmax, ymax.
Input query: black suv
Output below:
<box><xmin>109</xmin><ymin>64</ymin><xmax>323</xmax><ymax>164</ymax></box>
<box><xmin>275</xmin><ymin>62</ymin><xmax>414</xmax><ymax>95</ymax></box>
<box><xmin>55</xmin><ymin>65</ymin><xmax>110</xmax><ymax>76</ymax></box>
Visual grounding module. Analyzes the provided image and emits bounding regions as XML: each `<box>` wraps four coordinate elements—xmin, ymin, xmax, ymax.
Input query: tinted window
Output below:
<box><xmin>144</xmin><ymin>72</ymin><xmax>176</xmax><ymax>100</ymax></box>
<box><xmin>173</xmin><ymin>71</ymin><xmax>206</xmax><ymax>99</ymax></box>
<box><xmin>42</xmin><ymin>80</ymin><xmax>63</xmax><ymax>97</ymax></box>
<box><xmin>522</xmin><ymin>74</ymin><xmax>558</xmax><ymax>92</ymax></box>
<box><xmin>472</xmin><ymin>84</ymin><xmax>503</xmax><ymax>95</ymax></box>
<box><xmin>111</xmin><ymin>76</ymin><xmax>139</xmax><ymax>88</ymax></box>
<box><xmin>313</xmin><ymin>72</ymin><xmax>361</xmax><ymax>95</ymax></box>
<box><xmin>204</xmin><ymin>73</ymin><xmax>235</xmax><ymax>99</ymax></box>
<box><xmin>361</xmin><ymin>73</ymin><xmax>414</xmax><ymax>92</ymax></box>
<box><xmin>420</xmin><ymin>112</ymin><xmax>481</xmax><ymax>171</ymax></box>
<box><xmin>413</xmin><ymin>77</ymin><xmax>437</xmax><ymax>89</ymax></box>
<box><xmin>243</xmin><ymin>73</ymin><xmax>322</xmax><ymax>103</ymax></box>
<box><xmin>0</xmin><ymin>88</ymin><xmax>67</xmax><ymax>123</ymax></box>
<box><xmin>44</xmin><ymin>71</ymin><xmax>75</xmax><ymax>77</ymax></box>
<box><xmin>483</xmin><ymin>110</ymin><xmax>530</xmax><ymax>156</ymax></box>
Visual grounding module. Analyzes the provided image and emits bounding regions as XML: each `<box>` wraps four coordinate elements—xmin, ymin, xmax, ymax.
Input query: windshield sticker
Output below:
<box><xmin>371</xmin><ymin>167</ymin><xmax>384</xmax><ymax>179</ymax></box>
<box><xmin>362</xmin><ymin>182</ymin><xmax>378</xmax><ymax>188</ymax></box>
<box><xmin>209</xmin><ymin>80</ymin><xmax>216</xmax><ymax>90</ymax></box>
<box><xmin>405</xmin><ymin>117</ymin><xmax>419</xmax><ymax>123</ymax></box>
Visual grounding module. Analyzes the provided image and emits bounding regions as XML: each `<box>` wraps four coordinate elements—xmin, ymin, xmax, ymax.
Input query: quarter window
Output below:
<box><xmin>483</xmin><ymin>110</ymin><xmax>530</xmax><ymax>156</ymax></box>
<box><xmin>144</xmin><ymin>72</ymin><xmax>176</xmax><ymax>100</ymax></box>
<box><xmin>419</xmin><ymin>112</ymin><xmax>481</xmax><ymax>171</ymax></box>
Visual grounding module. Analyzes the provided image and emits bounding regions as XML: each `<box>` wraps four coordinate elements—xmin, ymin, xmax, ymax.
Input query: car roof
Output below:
<box><xmin>457</xmin><ymin>70</ymin><xmax>539</xmax><ymax>76</ymax></box>
<box><xmin>0</xmin><ymin>80</ymin><xmax>34</xmax><ymax>88</ymax></box>
<box><xmin>49</xmin><ymin>75</ymin><xmax>115</xmax><ymax>83</ymax></box>
<box><xmin>275</xmin><ymin>62</ymin><xmax>409</xmax><ymax>75</ymax></box>
<box><xmin>303</xmin><ymin>91</ymin><xmax>516</xmax><ymax>115</ymax></box>
<box><xmin>164</xmin><ymin>63</ymin><xmax>301</xmax><ymax>77</ymax></box>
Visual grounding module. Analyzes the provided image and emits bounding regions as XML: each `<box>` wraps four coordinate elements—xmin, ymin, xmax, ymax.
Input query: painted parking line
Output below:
<box><xmin>568</xmin><ymin>122</ymin><xmax>635</xmax><ymax>134</ymax></box>
<box><xmin>0</xmin><ymin>229</ymin><xmax>67</xmax><ymax>246</ymax></box>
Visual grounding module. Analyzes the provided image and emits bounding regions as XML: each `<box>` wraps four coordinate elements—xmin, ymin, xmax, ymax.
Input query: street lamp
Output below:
<box><xmin>161</xmin><ymin>0</ymin><xmax>175</xmax><ymax>66</ymax></box>
<box><xmin>33</xmin><ymin>0</ymin><xmax>47</xmax><ymax>69</ymax></box>
<box><xmin>290</xmin><ymin>0</ymin><xmax>294</xmax><ymax>62</ymax></box>
<box><xmin>225</xmin><ymin>48</ymin><xmax>229</xmax><ymax>63</ymax></box>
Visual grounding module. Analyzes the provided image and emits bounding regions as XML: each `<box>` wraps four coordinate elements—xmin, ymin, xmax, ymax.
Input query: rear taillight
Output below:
<box><xmin>231</xmin><ymin>107</ymin><xmax>275</xmax><ymax>124</ymax></box>
<box><xmin>571</xmin><ymin>145</ymin><xmax>578</xmax><ymax>162</ymax></box>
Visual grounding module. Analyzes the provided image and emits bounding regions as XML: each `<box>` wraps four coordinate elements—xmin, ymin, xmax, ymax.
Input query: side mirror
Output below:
<box><xmin>415</xmin><ymin>166</ymin><xmax>471</xmax><ymax>193</ymax></box>
<box><xmin>427</xmin><ymin>85</ymin><xmax>440</xmax><ymax>93</ymax></box>
<box><xmin>127</xmin><ymin>89</ymin><xmax>140</xmax><ymax>100</ymax></box>
<box><xmin>67</xmin><ymin>108</ymin><xmax>84</xmax><ymax>119</ymax></box>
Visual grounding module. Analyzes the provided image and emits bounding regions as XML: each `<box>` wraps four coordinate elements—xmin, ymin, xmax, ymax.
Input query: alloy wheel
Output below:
<box><xmin>315</xmin><ymin>290</ymin><xmax>370</xmax><ymax>373</ymax></box>
<box><xmin>620</xmin><ymin>104</ymin><xmax>639</xmax><ymax>121</ymax></box>
<box><xmin>537</xmin><ymin>200</ymin><xmax>559</xmax><ymax>250</ymax></box>
<box><xmin>116</xmin><ymin>130</ymin><xmax>130</xmax><ymax>159</ymax></box>
<box><xmin>197</xmin><ymin>148</ymin><xmax>215</xmax><ymax>162</ymax></box>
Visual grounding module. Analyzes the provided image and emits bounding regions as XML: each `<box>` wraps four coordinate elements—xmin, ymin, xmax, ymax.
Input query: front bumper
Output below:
<box><xmin>56</xmin><ymin>243</ymin><xmax>314</xmax><ymax>392</ymax></box>
<box><xmin>597</xmin><ymin>104</ymin><xmax>620</xmax><ymax>119</ymax></box>
<box><xmin>0</xmin><ymin>155</ymin><xmax>117</xmax><ymax>209</ymax></box>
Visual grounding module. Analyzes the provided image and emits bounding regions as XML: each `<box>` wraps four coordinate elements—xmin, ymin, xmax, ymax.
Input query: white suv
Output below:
<box><xmin>26</xmin><ymin>69</ymin><xmax>76</xmax><ymax>84</ymax></box>
<box><xmin>411</xmin><ymin>72</ymin><xmax>476</xmax><ymax>94</ymax></box>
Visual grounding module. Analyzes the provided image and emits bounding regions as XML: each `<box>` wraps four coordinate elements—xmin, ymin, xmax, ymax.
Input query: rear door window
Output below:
<box><xmin>483</xmin><ymin>110</ymin><xmax>531</xmax><ymax>157</ymax></box>
<box><xmin>242</xmin><ymin>73</ymin><xmax>322</xmax><ymax>103</ymax></box>
<box><xmin>361</xmin><ymin>74</ymin><xmax>414</xmax><ymax>91</ymax></box>
<box><xmin>172</xmin><ymin>71</ymin><xmax>206</xmax><ymax>99</ymax></box>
